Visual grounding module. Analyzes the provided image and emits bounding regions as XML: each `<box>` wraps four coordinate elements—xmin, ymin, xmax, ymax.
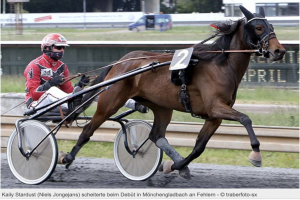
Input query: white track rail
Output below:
<box><xmin>1</xmin><ymin>116</ymin><xmax>298</xmax><ymax>153</ymax></box>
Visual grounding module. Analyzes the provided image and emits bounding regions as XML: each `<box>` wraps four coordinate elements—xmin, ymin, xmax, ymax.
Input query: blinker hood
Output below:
<box><xmin>239</xmin><ymin>5</ymin><xmax>274</xmax><ymax>48</ymax></box>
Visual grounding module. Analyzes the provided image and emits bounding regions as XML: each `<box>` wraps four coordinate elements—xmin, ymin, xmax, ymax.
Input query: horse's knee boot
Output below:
<box><xmin>156</xmin><ymin>137</ymin><xmax>183</xmax><ymax>163</ymax></box>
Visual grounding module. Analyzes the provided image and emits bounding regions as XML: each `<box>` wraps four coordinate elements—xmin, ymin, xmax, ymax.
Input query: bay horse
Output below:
<box><xmin>62</xmin><ymin>6</ymin><xmax>286</xmax><ymax>179</ymax></box>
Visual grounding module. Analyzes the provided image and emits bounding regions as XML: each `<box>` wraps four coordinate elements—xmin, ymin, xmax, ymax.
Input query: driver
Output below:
<box><xmin>24</xmin><ymin>33</ymin><xmax>148</xmax><ymax>115</ymax></box>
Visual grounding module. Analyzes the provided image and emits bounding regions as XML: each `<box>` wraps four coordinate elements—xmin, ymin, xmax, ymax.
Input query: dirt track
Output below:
<box><xmin>1</xmin><ymin>153</ymin><xmax>299</xmax><ymax>189</ymax></box>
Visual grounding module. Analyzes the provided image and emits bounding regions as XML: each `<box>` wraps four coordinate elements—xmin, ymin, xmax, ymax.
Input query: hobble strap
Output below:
<box><xmin>179</xmin><ymin>84</ymin><xmax>192</xmax><ymax>112</ymax></box>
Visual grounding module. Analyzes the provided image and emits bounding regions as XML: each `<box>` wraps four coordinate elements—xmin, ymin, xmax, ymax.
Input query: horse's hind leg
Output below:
<box><xmin>147</xmin><ymin>105</ymin><xmax>191</xmax><ymax>179</ymax></box>
<box><xmin>171</xmin><ymin>118</ymin><xmax>222</xmax><ymax>171</ymax></box>
<box><xmin>62</xmin><ymin>88</ymin><xmax>130</xmax><ymax>167</ymax></box>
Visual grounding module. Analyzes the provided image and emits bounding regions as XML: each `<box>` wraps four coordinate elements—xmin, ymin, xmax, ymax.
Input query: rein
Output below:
<box><xmin>62</xmin><ymin>47</ymin><xmax>262</xmax><ymax>85</ymax></box>
<box><xmin>62</xmin><ymin>48</ymin><xmax>260</xmax><ymax>85</ymax></box>
<box><xmin>61</xmin><ymin>54</ymin><xmax>173</xmax><ymax>84</ymax></box>
<box><xmin>200</xmin><ymin>49</ymin><xmax>259</xmax><ymax>53</ymax></box>
<box><xmin>1</xmin><ymin>100</ymin><xmax>25</xmax><ymax>115</ymax></box>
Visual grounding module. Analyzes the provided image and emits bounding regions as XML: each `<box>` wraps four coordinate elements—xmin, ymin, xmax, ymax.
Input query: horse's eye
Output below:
<box><xmin>256</xmin><ymin>27</ymin><xmax>262</xmax><ymax>31</ymax></box>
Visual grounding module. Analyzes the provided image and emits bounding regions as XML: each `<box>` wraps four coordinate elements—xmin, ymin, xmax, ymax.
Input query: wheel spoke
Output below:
<box><xmin>114</xmin><ymin>120</ymin><xmax>162</xmax><ymax>181</ymax></box>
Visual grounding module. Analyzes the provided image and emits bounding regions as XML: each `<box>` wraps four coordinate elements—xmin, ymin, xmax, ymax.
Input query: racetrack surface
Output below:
<box><xmin>1</xmin><ymin>153</ymin><xmax>299</xmax><ymax>189</ymax></box>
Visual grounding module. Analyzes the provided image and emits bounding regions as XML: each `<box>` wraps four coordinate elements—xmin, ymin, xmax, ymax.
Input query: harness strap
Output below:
<box><xmin>61</xmin><ymin>54</ymin><xmax>173</xmax><ymax>85</ymax></box>
<box><xmin>110</xmin><ymin>54</ymin><xmax>173</xmax><ymax>70</ymax></box>
<box><xmin>200</xmin><ymin>31</ymin><xmax>220</xmax><ymax>44</ymax></box>
<box><xmin>203</xmin><ymin>49</ymin><xmax>259</xmax><ymax>53</ymax></box>
<box><xmin>61</xmin><ymin>73</ymin><xmax>82</xmax><ymax>85</ymax></box>
<box><xmin>247</xmin><ymin>17</ymin><xmax>267</xmax><ymax>23</ymax></box>
<box><xmin>58</xmin><ymin>106</ymin><xmax>69</xmax><ymax>128</ymax></box>
<box><xmin>62</xmin><ymin>48</ymin><xmax>259</xmax><ymax>86</ymax></box>
<box><xmin>178</xmin><ymin>70</ymin><xmax>192</xmax><ymax>113</ymax></box>
<box><xmin>1</xmin><ymin>101</ymin><xmax>24</xmax><ymax>115</ymax></box>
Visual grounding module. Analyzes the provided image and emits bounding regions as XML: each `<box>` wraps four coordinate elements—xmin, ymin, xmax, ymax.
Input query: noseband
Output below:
<box><xmin>246</xmin><ymin>17</ymin><xmax>277</xmax><ymax>57</ymax></box>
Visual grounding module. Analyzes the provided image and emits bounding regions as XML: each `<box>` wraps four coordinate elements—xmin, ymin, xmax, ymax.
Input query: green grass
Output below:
<box><xmin>1</xmin><ymin>76</ymin><xmax>26</xmax><ymax>93</ymax></box>
<box><xmin>273</xmin><ymin>26</ymin><xmax>299</xmax><ymax>41</ymax></box>
<box><xmin>1</xmin><ymin>25</ymin><xmax>298</xmax><ymax>41</ymax></box>
<box><xmin>236</xmin><ymin>87</ymin><xmax>299</xmax><ymax>104</ymax></box>
<box><xmin>57</xmin><ymin>140</ymin><xmax>299</xmax><ymax>169</ymax></box>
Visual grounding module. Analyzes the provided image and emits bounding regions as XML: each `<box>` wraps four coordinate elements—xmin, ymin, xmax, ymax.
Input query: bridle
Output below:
<box><xmin>245</xmin><ymin>17</ymin><xmax>277</xmax><ymax>58</ymax></box>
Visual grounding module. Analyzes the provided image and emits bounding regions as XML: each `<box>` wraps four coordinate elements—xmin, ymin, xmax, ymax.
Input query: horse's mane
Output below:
<box><xmin>192</xmin><ymin>19</ymin><xmax>244</xmax><ymax>64</ymax></box>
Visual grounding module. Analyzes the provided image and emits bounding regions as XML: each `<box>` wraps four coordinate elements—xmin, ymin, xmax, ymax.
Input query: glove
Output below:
<box><xmin>48</xmin><ymin>75</ymin><xmax>64</xmax><ymax>86</ymax></box>
<box><xmin>74</xmin><ymin>74</ymin><xmax>90</xmax><ymax>88</ymax></box>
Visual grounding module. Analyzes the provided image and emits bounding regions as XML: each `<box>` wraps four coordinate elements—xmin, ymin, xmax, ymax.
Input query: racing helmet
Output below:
<box><xmin>41</xmin><ymin>33</ymin><xmax>69</xmax><ymax>53</ymax></box>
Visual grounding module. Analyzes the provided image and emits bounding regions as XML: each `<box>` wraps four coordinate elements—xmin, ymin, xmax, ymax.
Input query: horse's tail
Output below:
<box><xmin>77</xmin><ymin>65</ymin><xmax>113</xmax><ymax>113</ymax></box>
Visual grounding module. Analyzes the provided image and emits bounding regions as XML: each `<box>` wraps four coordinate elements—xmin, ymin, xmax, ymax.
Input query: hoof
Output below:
<box><xmin>65</xmin><ymin>161</ymin><xmax>74</xmax><ymax>169</ymax></box>
<box><xmin>62</xmin><ymin>153</ymin><xmax>75</xmax><ymax>169</ymax></box>
<box><xmin>249</xmin><ymin>151</ymin><xmax>262</xmax><ymax>167</ymax></box>
<box><xmin>159</xmin><ymin>161</ymin><xmax>174</xmax><ymax>174</ymax></box>
<box><xmin>57</xmin><ymin>151</ymin><xmax>67</xmax><ymax>165</ymax></box>
<box><xmin>179</xmin><ymin>166</ymin><xmax>191</xmax><ymax>180</ymax></box>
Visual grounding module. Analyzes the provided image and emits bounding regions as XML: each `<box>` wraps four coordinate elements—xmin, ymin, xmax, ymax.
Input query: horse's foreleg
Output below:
<box><xmin>210</xmin><ymin>103</ymin><xmax>262</xmax><ymax>167</ymax></box>
<box><xmin>239</xmin><ymin>114</ymin><xmax>262</xmax><ymax>166</ymax></box>
<box><xmin>171</xmin><ymin>118</ymin><xmax>222</xmax><ymax>171</ymax></box>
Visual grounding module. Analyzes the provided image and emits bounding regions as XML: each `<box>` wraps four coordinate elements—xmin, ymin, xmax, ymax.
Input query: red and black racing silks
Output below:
<box><xmin>24</xmin><ymin>54</ymin><xmax>73</xmax><ymax>108</ymax></box>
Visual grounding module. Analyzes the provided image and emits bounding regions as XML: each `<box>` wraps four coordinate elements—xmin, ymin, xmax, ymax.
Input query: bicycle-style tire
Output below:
<box><xmin>6</xmin><ymin>120</ymin><xmax>58</xmax><ymax>185</ymax></box>
<box><xmin>114</xmin><ymin>120</ymin><xmax>162</xmax><ymax>181</ymax></box>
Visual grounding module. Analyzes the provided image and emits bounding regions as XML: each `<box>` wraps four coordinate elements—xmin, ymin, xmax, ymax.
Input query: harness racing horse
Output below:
<box><xmin>62</xmin><ymin>6</ymin><xmax>285</xmax><ymax>178</ymax></box>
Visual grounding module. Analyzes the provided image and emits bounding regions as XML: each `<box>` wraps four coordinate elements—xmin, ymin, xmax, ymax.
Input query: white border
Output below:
<box><xmin>0</xmin><ymin>40</ymin><xmax>299</xmax><ymax>45</ymax></box>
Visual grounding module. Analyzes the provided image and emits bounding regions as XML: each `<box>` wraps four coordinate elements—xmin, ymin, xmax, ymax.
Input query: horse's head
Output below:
<box><xmin>240</xmin><ymin>5</ymin><xmax>286</xmax><ymax>61</ymax></box>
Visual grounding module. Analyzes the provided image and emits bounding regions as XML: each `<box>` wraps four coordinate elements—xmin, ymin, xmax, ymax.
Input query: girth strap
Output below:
<box><xmin>178</xmin><ymin>70</ymin><xmax>192</xmax><ymax>113</ymax></box>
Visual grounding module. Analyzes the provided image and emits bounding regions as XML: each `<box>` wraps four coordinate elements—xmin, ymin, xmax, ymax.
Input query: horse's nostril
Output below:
<box><xmin>274</xmin><ymin>49</ymin><xmax>285</xmax><ymax>57</ymax></box>
<box><xmin>274</xmin><ymin>49</ymin><xmax>281</xmax><ymax>54</ymax></box>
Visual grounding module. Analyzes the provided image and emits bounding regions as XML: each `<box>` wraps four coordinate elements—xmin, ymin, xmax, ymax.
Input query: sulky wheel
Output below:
<box><xmin>114</xmin><ymin>120</ymin><xmax>162</xmax><ymax>181</ymax></box>
<box><xmin>6</xmin><ymin>120</ymin><xmax>58</xmax><ymax>185</ymax></box>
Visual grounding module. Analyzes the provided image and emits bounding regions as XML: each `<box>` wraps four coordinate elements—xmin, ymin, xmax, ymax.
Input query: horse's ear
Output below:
<box><xmin>259</xmin><ymin>7</ymin><xmax>265</xmax><ymax>17</ymax></box>
<box><xmin>239</xmin><ymin>5</ymin><xmax>254</xmax><ymax>21</ymax></box>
